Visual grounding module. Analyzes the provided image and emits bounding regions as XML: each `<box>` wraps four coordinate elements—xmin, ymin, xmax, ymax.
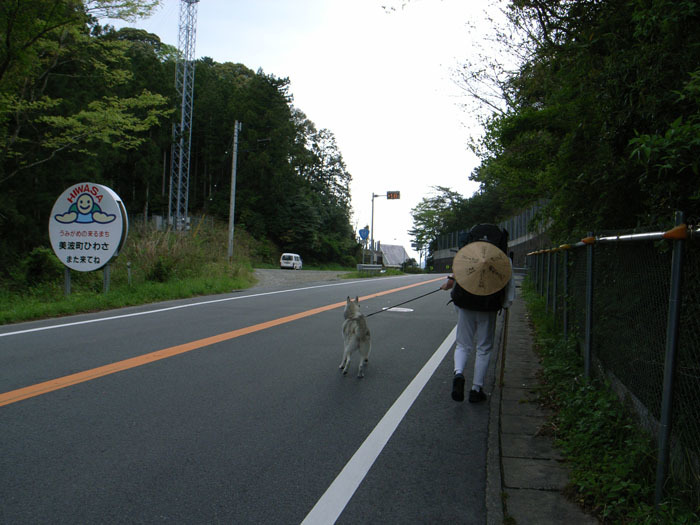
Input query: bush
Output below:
<box><xmin>24</xmin><ymin>247</ymin><xmax>64</xmax><ymax>286</ymax></box>
<box><xmin>340</xmin><ymin>255</ymin><xmax>357</xmax><ymax>268</ymax></box>
<box><xmin>146</xmin><ymin>257</ymin><xmax>173</xmax><ymax>282</ymax></box>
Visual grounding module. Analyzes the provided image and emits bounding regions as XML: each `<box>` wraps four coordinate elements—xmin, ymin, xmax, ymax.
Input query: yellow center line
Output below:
<box><xmin>0</xmin><ymin>278</ymin><xmax>444</xmax><ymax>407</ymax></box>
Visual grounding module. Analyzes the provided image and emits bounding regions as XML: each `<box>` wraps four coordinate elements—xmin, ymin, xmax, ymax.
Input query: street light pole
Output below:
<box><xmin>370</xmin><ymin>191</ymin><xmax>400</xmax><ymax>264</ymax></box>
<box><xmin>370</xmin><ymin>193</ymin><xmax>376</xmax><ymax>263</ymax></box>
<box><xmin>370</xmin><ymin>193</ymin><xmax>387</xmax><ymax>264</ymax></box>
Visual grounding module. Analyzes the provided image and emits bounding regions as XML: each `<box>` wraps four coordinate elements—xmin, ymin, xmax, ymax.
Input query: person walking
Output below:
<box><xmin>440</xmin><ymin>226</ymin><xmax>515</xmax><ymax>402</ymax></box>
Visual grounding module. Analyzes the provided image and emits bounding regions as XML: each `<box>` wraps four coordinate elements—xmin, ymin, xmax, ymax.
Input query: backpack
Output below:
<box><xmin>450</xmin><ymin>224</ymin><xmax>509</xmax><ymax>312</ymax></box>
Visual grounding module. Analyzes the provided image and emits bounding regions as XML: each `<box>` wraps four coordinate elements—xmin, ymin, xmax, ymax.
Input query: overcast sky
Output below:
<box><xmin>105</xmin><ymin>0</ymin><xmax>506</xmax><ymax>261</ymax></box>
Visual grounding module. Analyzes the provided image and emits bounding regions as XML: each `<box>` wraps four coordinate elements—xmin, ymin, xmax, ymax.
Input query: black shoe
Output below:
<box><xmin>451</xmin><ymin>373</ymin><xmax>465</xmax><ymax>402</ymax></box>
<box><xmin>468</xmin><ymin>388</ymin><xmax>487</xmax><ymax>403</ymax></box>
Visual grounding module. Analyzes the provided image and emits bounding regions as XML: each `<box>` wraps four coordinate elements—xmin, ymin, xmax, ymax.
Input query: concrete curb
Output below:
<box><xmin>490</xmin><ymin>279</ymin><xmax>599</xmax><ymax>524</ymax></box>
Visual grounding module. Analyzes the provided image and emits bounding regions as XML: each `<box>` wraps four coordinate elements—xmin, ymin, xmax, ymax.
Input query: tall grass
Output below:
<box><xmin>522</xmin><ymin>279</ymin><xmax>699</xmax><ymax>523</ymax></box>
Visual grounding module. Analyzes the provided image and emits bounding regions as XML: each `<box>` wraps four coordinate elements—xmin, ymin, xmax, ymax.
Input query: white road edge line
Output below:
<box><xmin>301</xmin><ymin>326</ymin><xmax>457</xmax><ymax>525</ymax></box>
<box><xmin>0</xmin><ymin>277</ymin><xmax>406</xmax><ymax>338</ymax></box>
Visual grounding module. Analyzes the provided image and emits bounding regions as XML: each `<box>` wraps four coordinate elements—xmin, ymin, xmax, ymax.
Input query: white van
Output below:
<box><xmin>280</xmin><ymin>253</ymin><xmax>302</xmax><ymax>270</ymax></box>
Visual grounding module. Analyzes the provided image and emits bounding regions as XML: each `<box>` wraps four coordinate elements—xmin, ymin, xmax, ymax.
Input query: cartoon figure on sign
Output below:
<box><xmin>54</xmin><ymin>193</ymin><xmax>116</xmax><ymax>224</ymax></box>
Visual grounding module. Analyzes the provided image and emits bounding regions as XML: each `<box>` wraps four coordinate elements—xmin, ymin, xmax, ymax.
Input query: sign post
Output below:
<box><xmin>359</xmin><ymin>226</ymin><xmax>370</xmax><ymax>263</ymax></box>
<box><xmin>49</xmin><ymin>183</ymin><xmax>128</xmax><ymax>294</ymax></box>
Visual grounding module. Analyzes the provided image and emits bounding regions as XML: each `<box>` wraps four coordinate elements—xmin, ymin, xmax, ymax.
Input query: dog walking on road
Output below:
<box><xmin>340</xmin><ymin>296</ymin><xmax>372</xmax><ymax>378</ymax></box>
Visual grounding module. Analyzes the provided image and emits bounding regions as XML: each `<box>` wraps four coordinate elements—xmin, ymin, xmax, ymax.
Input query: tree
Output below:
<box><xmin>0</xmin><ymin>1</ymin><xmax>170</xmax><ymax>272</ymax></box>
<box><xmin>0</xmin><ymin>1</ymin><xmax>167</xmax><ymax>182</ymax></box>
<box><xmin>629</xmin><ymin>69</ymin><xmax>700</xmax><ymax>219</ymax></box>
<box><xmin>409</xmin><ymin>187</ymin><xmax>465</xmax><ymax>253</ymax></box>
<box><xmin>98</xmin><ymin>25</ymin><xmax>176</xmax><ymax>218</ymax></box>
<box><xmin>459</xmin><ymin>0</ymin><xmax>700</xmax><ymax>242</ymax></box>
<box><xmin>286</xmin><ymin>110</ymin><xmax>355</xmax><ymax>261</ymax></box>
<box><xmin>184</xmin><ymin>65</ymin><xmax>356</xmax><ymax>264</ymax></box>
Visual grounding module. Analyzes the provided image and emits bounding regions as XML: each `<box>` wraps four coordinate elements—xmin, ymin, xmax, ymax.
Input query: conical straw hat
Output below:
<box><xmin>453</xmin><ymin>241</ymin><xmax>511</xmax><ymax>296</ymax></box>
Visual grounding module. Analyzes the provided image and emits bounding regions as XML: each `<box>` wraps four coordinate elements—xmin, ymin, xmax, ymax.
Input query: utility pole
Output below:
<box><xmin>228</xmin><ymin>121</ymin><xmax>242</xmax><ymax>262</ymax></box>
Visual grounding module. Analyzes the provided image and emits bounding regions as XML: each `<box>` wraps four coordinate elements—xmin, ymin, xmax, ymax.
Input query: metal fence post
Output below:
<box><xmin>546</xmin><ymin>251</ymin><xmax>552</xmax><ymax>313</ymax></box>
<box><xmin>552</xmin><ymin>251</ymin><xmax>558</xmax><ymax>325</ymax></box>
<box><xmin>584</xmin><ymin>233</ymin><xmax>594</xmax><ymax>379</ymax></box>
<box><xmin>563</xmin><ymin>249</ymin><xmax>569</xmax><ymax>341</ymax></box>
<box><xmin>655</xmin><ymin>211</ymin><xmax>686</xmax><ymax>506</ymax></box>
<box><xmin>103</xmin><ymin>263</ymin><xmax>110</xmax><ymax>294</ymax></box>
<box><xmin>540</xmin><ymin>252</ymin><xmax>546</xmax><ymax>296</ymax></box>
<box><xmin>526</xmin><ymin>254</ymin><xmax>531</xmax><ymax>279</ymax></box>
<box><xmin>532</xmin><ymin>253</ymin><xmax>537</xmax><ymax>288</ymax></box>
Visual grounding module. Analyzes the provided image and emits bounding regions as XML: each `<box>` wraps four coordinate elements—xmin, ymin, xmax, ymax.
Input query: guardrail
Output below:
<box><xmin>356</xmin><ymin>264</ymin><xmax>383</xmax><ymax>274</ymax></box>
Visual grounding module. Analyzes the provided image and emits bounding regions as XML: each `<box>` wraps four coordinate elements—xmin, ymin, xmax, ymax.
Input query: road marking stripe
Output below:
<box><xmin>0</xmin><ymin>278</ymin><xmax>387</xmax><ymax>338</ymax></box>
<box><xmin>0</xmin><ymin>278</ymin><xmax>444</xmax><ymax>408</ymax></box>
<box><xmin>0</xmin><ymin>276</ymin><xmax>444</xmax><ymax>338</ymax></box>
<box><xmin>301</xmin><ymin>326</ymin><xmax>457</xmax><ymax>525</ymax></box>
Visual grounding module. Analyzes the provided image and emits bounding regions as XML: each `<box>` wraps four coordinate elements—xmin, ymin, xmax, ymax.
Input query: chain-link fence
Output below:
<box><xmin>527</xmin><ymin>214</ymin><xmax>700</xmax><ymax>506</ymax></box>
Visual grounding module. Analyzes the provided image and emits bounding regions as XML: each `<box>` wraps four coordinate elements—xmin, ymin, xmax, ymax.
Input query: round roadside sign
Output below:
<box><xmin>48</xmin><ymin>183</ymin><xmax>128</xmax><ymax>272</ymax></box>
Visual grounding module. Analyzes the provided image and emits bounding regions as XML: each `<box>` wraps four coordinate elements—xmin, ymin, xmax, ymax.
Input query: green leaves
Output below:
<box><xmin>457</xmin><ymin>0</ymin><xmax>700</xmax><ymax>243</ymax></box>
<box><xmin>0</xmin><ymin>1</ymin><xmax>172</xmax><ymax>184</ymax></box>
<box><xmin>409</xmin><ymin>186</ymin><xmax>464</xmax><ymax>250</ymax></box>
<box><xmin>630</xmin><ymin>70</ymin><xmax>700</xmax><ymax>179</ymax></box>
<box><xmin>39</xmin><ymin>91</ymin><xmax>171</xmax><ymax>150</ymax></box>
<box><xmin>84</xmin><ymin>1</ymin><xmax>160</xmax><ymax>22</ymax></box>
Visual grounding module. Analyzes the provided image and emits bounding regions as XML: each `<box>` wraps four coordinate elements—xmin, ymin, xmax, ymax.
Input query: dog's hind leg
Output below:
<box><xmin>357</xmin><ymin>358</ymin><xmax>368</xmax><ymax>378</ymax></box>
<box><xmin>357</xmin><ymin>342</ymin><xmax>370</xmax><ymax>378</ymax></box>
<box><xmin>339</xmin><ymin>348</ymin><xmax>351</xmax><ymax>375</ymax></box>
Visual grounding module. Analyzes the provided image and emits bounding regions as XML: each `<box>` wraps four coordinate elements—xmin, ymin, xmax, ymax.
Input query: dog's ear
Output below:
<box><xmin>354</xmin><ymin>296</ymin><xmax>359</xmax><ymax>303</ymax></box>
<box><xmin>346</xmin><ymin>296</ymin><xmax>351</xmax><ymax>303</ymax></box>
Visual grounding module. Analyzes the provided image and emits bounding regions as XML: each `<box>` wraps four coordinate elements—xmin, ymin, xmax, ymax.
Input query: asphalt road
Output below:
<box><xmin>1</xmin><ymin>272</ymin><xmax>491</xmax><ymax>524</ymax></box>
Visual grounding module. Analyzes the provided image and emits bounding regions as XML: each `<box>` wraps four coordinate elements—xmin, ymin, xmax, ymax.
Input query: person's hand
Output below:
<box><xmin>440</xmin><ymin>276</ymin><xmax>455</xmax><ymax>291</ymax></box>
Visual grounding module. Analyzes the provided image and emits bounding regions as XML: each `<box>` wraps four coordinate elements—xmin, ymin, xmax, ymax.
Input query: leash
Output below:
<box><xmin>365</xmin><ymin>288</ymin><xmax>442</xmax><ymax>317</ymax></box>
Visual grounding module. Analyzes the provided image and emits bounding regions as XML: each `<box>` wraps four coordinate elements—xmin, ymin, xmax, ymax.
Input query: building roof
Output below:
<box><xmin>380</xmin><ymin>244</ymin><xmax>410</xmax><ymax>267</ymax></box>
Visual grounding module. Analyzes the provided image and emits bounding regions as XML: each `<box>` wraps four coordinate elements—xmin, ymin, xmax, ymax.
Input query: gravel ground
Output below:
<box><xmin>252</xmin><ymin>268</ymin><xmax>352</xmax><ymax>288</ymax></box>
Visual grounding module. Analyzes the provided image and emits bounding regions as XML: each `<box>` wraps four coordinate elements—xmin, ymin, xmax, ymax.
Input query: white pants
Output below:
<box><xmin>453</xmin><ymin>307</ymin><xmax>498</xmax><ymax>390</ymax></box>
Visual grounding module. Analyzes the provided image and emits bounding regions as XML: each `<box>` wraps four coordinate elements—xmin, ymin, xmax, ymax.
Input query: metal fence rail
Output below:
<box><xmin>526</xmin><ymin>212</ymin><xmax>700</xmax><ymax>507</ymax></box>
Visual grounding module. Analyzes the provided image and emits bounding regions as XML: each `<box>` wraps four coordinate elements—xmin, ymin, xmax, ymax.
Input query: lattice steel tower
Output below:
<box><xmin>169</xmin><ymin>0</ymin><xmax>199</xmax><ymax>230</ymax></box>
